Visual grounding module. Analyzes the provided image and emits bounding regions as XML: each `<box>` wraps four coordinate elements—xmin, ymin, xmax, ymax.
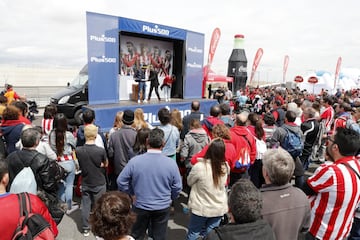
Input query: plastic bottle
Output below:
<box><xmin>227</xmin><ymin>34</ymin><xmax>248</xmax><ymax>92</ymax></box>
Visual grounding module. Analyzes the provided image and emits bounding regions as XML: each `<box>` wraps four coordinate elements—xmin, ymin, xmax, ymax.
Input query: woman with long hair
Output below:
<box><xmin>170</xmin><ymin>108</ymin><xmax>183</xmax><ymax>132</ymax></box>
<box><xmin>186</xmin><ymin>138</ymin><xmax>229</xmax><ymax>240</ymax></box>
<box><xmin>48</xmin><ymin>113</ymin><xmax>78</xmax><ymax>214</ymax></box>
<box><xmin>247</xmin><ymin>112</ymin><xmax>267</xmax><ymax>188</ymax></box>
<box><xmin>108</xmin><ymin>111</ymin><xmax>123</xmax><ymax>137</ymax></box>
<box><xmin>41</xmin><ymin>104</ymin><xmax>57</xmax><ymax>142</ymax></box>
<box><xmin>133</xmin><ymin>108</ymin><xmax>152</xmax><ymax>130</ymax></box>
<box><xmin>132</xmin><ymin>127</ymin><xmax>151</xmax><ymax>155</ymax></box>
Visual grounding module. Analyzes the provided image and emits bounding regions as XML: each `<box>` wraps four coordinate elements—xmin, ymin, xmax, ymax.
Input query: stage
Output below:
<box><xmin>84</xmin><ymin>98</ymin><xmax>218</xmax><ymax>132</ymax></box>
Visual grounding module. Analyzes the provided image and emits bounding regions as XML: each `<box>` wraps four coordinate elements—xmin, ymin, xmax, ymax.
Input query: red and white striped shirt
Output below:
<box><xmin>307</xmin><ymin>156</ymin><xmax>360</xmax><ymax>239</ymax></box>
<box><xmin>41</xmin><ymin>118</ymin><xmax>54</xmax><ymax>137</ymax></box>
<box><xmin>320</xmin><ymin>106</ymin><xmax>335</xmax><ymax>134</ymax></box>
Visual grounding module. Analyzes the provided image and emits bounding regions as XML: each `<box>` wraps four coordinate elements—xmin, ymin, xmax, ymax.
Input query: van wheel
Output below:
<box><xmin>74</xmin><ymin>109</ymin><xmax>83</xmax><ymax>125</ymax></box>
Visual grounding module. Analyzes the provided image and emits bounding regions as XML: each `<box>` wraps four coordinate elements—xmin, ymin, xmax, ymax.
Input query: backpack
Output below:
<box><xmin>255</xmin><ymin>138</ymin><xmax>267</xmax><ymax>160</ymax></box>
<box><xmin>341</xmin><ymin>116</ymin><xmax>360</xmax><ymax>134</ymax></box>
<box><xmin>281</xmin><ymin>127</ymin><xmax>303</xmax><ymax>159</ymax></box>
<box><xmin>235</xmin><ymin>147</ymin><xmax>250</xmax><ymax>169</ymax></box>
<box><xmin>234</xmin><ymin>136</ymin><xmax>251</xmax><ymax>170</ymax></box>
<box><xmin>10</xmin><ymin>166</ymin><xmax>37</xmax><ymax>195</ymax></box>
<box><xmin>12</xmin><ymin>192</ymin><xmax>55</xmax><ymax>240</ymax></box>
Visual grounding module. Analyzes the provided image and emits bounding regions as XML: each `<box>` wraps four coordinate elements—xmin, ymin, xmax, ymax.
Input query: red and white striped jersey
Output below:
<box><xmin>307</xmin><ymin>157</ymin><xmax>360</xmax><ymax>239</ymax></box>
<box><xmin>320</xmin><ymin>106</ymin><xmax>335</xmax><ymax>133</ymax></box>
<box><xmin>41</xmin><ymin>118</ymin><xmax>54</xmax><ymax>137</ymax></box>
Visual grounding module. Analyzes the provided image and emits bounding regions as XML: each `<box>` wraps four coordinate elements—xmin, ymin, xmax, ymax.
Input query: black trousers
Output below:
<box><xmin>148</xmin><ymin>85</ymin><xmax>161</xmax><ymax>100</ymax></box>
<box><xmin>131</xmin><ymin>206</ymin><xmax>170</xmax><ymax>240</ymax></box>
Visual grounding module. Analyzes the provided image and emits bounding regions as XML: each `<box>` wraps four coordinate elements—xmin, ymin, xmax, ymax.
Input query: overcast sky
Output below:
<box><xmin>1</xmin><ymin>0</ymin><xmax>359</xmax><ymax>83</ymax></box>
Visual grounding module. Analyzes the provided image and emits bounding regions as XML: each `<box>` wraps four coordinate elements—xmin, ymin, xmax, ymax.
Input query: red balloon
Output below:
<box><xmin>308</xmin><ymin>76</ymin><xmax>318</xmax><ymax>84</ymax></box>
<box><xmin>294</xmin><ymin>75</ymin><xmax>304</xmax><ymax>83</ymax></box>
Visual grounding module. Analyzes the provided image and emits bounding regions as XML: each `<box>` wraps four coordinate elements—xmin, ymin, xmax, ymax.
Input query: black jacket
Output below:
<box><xmin>6</xmin><ymin>149</ymin><xmax>58</xmax><ymax>195</ymax></box>
<box><xmin>149</xmin><ymin>70</ymin><xmax>159</xmax><ymax>87</ymax></box>
<box><xmin>300</xmin><ymin>118</ymin><xmax>320</xmax><ymax>155</ymax></box>
<box><xmin>205</xmin><ymin>219</ymin><xmax>276</xmax><ymax>240</ymax></box>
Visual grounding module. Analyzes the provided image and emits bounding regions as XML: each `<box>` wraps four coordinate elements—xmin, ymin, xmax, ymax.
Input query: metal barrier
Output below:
<box><xmin>15</xmin><ymin>86</ymin><xmax>63</xmax><ymax>108</ymax></box>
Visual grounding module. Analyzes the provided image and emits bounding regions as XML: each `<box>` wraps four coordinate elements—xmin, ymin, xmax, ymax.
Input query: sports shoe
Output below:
<box><xmin>137</xmin><ymin>100</ymin><xmax>140</xmax><ymax>103</ymax></box>
<box><xmin>66</xmin><ymin>204</ymin><xmax>79</xmax><ymax>215</ymax></box>
<box><xmin>83</xmin><ymin>229</ymin><xmax>90</xmax><ymax>237</ymax></box>
<box><xmin>143</xmin><ymin>99</ymin><xmax>148</xmax><ymax>103</ymax></box>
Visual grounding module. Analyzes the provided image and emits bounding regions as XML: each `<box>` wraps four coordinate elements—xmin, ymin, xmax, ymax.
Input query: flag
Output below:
<box><xmin>334</xmin><ymin>57</ymin><xmax>342</xmax><ymax>88</ymax></box>
<box><xmin>283</xmin><ymin>55</ymin><xmax>289</xmax><ymax>84</ymax></box>
<box><xmin>249</xmin><ymin>48</ymin><xmax>264</xmax><ymax>84</ymax></box>
<box><xmin>203</xmin><ymin>28</ymin><xmax>221</xmax><ymax>97</ymax></box>
<box><xmin>206</xmin><ymin>28</ymin><xmax>221</xmax><ymax>76</ymax></box>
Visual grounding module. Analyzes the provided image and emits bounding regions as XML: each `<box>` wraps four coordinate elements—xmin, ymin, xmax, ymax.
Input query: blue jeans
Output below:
<box><xmin>138</xmin><ymin>81</ymin><xmax>146</xmax><ymax>101</ymax></box>
<box><xmin>81</xmin><ymin>184</ymin><xmax>106</xmax><ymax>230</ymax></box>
<box><xmin>57</xmin><ymin>160</ymin><xmax>76</xmax><ymax>209</ymax></box>
<box><xmin>186</xmin><ymin>213</ymin><xmax>222</xmax><ymax>240</ymax></box>
<box><xmin>131</xmin><ymin>206</ymin><xmax>170</xmax><ymax>240</ymax></box>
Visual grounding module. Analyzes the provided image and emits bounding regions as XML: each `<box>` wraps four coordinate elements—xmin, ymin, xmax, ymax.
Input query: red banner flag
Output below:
<box><xmin>207</xmin><ymin>28</ymin><xmax>221</xmax><ymax>71</ymax></box>
<box><xmin>249</xmin><ymin>48</ymin><xmax>264</xmax><ymax>84</ymax></box>
<box><xmin>334</xmin><ymin>57</ymin><xmax>342</xmax><ymax>88</ymax></box>
<box><xmin>283</xmin><ymin>55</ymin><xmax>289</xmax><ymax>83</ymax></box>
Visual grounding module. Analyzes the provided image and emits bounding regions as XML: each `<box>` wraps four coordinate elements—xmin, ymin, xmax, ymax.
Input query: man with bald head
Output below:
<box><xmin>229</xmin><ymin>111</ymin><xmax>257</xmax><ymax>185</ymax></box>
<box><xmin>180</xmin><ymin>101</ymin><xmax>204</xmax><ymax>140</ymax></box>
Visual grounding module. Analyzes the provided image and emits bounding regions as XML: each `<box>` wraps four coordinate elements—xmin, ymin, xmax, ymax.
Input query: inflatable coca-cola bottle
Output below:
<box><xmin>227</xmin><ymin>34</ymin><xmax>248</xmax><ymax>92</ymax></box>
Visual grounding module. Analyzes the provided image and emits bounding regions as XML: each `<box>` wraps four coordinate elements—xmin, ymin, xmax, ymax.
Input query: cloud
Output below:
<box><xmin>0</xmin><ymin>0</ymin><xmax>359</xmax><ymax>83</ymax></box>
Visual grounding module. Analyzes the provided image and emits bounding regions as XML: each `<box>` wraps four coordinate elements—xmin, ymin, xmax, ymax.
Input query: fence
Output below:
<box><xmin>16</xmin><ymin>86</ymin><xmax>63</xmax><ymax>108</ymax></box>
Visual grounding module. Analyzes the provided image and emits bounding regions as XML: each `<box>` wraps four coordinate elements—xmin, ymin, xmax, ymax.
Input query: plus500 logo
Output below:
<box><xmin>142</xmin><ymin>25</ymin><xmax>170</xmax><ymax>36</ymax></box>
<box><xmin>143</xmin><ymin>109</ymin><xmax>192</xmax><ymax>125</ymax></box>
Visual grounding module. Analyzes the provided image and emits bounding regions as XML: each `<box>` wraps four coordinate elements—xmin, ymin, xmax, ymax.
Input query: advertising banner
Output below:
<box><xmin>249</xmin><ymin>48</ymin><xmax>263</xmax><ymax>84</ymax></box>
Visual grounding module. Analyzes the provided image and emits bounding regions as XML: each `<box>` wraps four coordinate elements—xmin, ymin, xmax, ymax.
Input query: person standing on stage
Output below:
<box><xmin>161</xmin><ymin>74</ymin><xmax>176</xmax><ymax>102</ymax></box>
<box><xmin>134</xmin><ymin>66</ymin><xmax>148</xmax><ymax>104</ymax></box>
<box><xmin>147</xmin><ymin>65</ymin><xmax>161</xmax><ymax>101</ymax></box>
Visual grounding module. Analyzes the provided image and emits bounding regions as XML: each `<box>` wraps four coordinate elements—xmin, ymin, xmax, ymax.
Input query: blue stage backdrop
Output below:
<box><xmin>85</xmin><ymin>99</ymin><xmax>217</xmax><ymax>133</ymax></box>
<box><xmin>86</xmin><ymin>12</ymin><xmax>205</xmax><ymax>105</ymax></box>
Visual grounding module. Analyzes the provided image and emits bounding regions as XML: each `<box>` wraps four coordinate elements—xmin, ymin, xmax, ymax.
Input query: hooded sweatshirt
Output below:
<box><xmin>180</xmin><ymin>128</ymin><xmax>209</xmax><ymax>168</ymax></box>
<box><xmin>1</xmin><ymin>119</ymin><xmax>24</xmax><ymax>154</ymax></box>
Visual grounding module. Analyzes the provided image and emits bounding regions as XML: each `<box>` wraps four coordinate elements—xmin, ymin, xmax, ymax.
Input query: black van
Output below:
<box><xmin>50</xmin><ymin>65</ymin><xmax>88</xmax><ymax>125</ymax></box>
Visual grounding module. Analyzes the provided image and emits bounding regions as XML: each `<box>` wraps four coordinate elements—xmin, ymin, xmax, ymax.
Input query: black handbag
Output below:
<box><xmin>49</xmin><ymin>160</ymin><xmax>68</xmax><ymax>183</ymax></box>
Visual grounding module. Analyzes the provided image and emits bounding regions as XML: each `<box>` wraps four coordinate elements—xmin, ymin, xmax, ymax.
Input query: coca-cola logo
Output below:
<box><xmin>238</xmin><ymin>66</ymin><xmax>247</xmax><ymax>72</ymax></box>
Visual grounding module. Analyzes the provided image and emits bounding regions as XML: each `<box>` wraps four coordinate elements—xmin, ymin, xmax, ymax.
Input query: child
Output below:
<box><xmin>75</xmin><ymin>124</ymin><xmax>108</xmax><ymax>236</ymax></box>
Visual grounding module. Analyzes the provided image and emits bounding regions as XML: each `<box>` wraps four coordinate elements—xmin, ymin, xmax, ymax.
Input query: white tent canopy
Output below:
<box><xmin>297</xmin><ymin>68</ymin><xmax>360</xmax><ymax>94</ymax></box>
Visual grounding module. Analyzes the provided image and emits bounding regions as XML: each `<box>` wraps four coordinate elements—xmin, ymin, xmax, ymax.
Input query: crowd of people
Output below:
<box><xmin>1</xmin><ymin>84</ymin><xmax>360</xmax><ymax>239</ymax></box>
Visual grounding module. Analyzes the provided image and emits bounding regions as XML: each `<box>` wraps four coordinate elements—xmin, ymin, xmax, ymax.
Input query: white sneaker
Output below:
<box><xmin>137</xmin><ymin>100</ymin><xmax>140</xmax><ymax>103</ymax></box>
<box><xmin>83</xmin><ymin>229</ymin><xmax>90</xmax><ymax>237</ymax></box>
<box><xmin>143</xmin><ymin>99</ymin><xmax>148</xmax><ymax>103</ymax></box>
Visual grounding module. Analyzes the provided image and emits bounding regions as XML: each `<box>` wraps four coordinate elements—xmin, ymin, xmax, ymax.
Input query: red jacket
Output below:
<box><xmin>230</xmin><ymin>126</ymin><xmax>257</xmax><ymax>165</ymax></box>
<box><xmin>191</xmin><ymin>139</ymin><xmax>237</xmax><ymax>168</ymax></box>
<box><xmin>0</xmin><ymin>192</ymin><xmax>58</xmax><ymax>239</ymax></box>
<box><xmin>202</xmin><ymin>117</ymin><xmax>224</xmax><ymax>139</ymax></box>
<box><xmin>163</xmin><ymin>75</ymin><xmax>174</xmax><ymax>86</ymax></box>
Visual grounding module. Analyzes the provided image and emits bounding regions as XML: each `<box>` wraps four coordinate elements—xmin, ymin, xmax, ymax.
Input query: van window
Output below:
<box><xmin>70</xmin><ymin>74</ymin><xmax>88</xmax><ymax>88</ymax></box>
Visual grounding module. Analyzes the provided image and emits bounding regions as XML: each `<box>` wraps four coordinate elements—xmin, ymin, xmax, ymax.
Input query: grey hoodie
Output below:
<box><xmin>270</xmin><ymin>123</ymin><xmax>304</xmax><ymax>148</ymax></box>
<box><xmin>180</xmin><ymin>128</ymin><xmax>209</xmax><ymax>168</ymax></box>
